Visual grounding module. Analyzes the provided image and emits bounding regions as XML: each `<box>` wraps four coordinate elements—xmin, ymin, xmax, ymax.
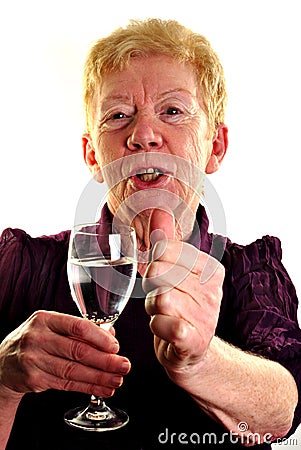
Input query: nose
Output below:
<box><xmin>127</xmin><ymin>115</ymin><xmax>163</xmax><ymax>151</ymax></box>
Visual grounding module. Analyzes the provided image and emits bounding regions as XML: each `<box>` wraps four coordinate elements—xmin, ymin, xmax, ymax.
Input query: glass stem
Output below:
<box><xmin>89</xmin><ymin>395</ymin><xmax>106</xmax><ymax>410</ymax></box>
<box><xmin>85</xmin><ymin>395</ymin><xmax>110</xmax><ymax>421</ymax></box>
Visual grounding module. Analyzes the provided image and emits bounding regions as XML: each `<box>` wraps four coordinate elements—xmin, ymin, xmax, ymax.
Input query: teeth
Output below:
<box><xmin>135</xmin><ymin>168</ymin><xmax>163</xmax><ymax>182</ymax></box>
<box><xmin>139</xmin><ymin>173</ymin><xmax>160</xmax><ymax>181</ymax></box>
<box><xmin>136</xmin><ymin>167</ymin><xmax>160</xmax><ymax>175</ymax></box>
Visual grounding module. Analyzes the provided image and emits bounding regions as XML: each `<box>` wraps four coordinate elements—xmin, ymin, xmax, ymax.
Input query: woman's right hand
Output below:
<box><xmin>0</xmin><ymin>310</ymin><xmax>131</xmax><ymax>399</ymax></box>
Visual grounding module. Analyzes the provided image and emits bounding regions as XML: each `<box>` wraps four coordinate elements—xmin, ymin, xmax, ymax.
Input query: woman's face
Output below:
<box><xmin>84</xmin><ymin>54</ymin><xmax>227</xmax><ymax>230</ymax></box>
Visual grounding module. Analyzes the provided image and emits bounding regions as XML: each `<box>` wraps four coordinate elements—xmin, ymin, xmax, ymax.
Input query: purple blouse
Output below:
<box><xmin>0</xmin><ymin>205</ymin><xmax>300</xmax><ymax>449</ymax></box>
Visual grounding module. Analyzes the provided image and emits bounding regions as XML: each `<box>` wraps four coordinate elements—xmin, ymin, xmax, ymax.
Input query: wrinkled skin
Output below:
<box><xmin>0</xmin><ymin>311</ymin><xmax>130</xmax><ymax>399</ymax></box>
<box><xmin>83</xmin><ymin>54</ymin><xmax>228</xmax><ymax>260</ymax></box>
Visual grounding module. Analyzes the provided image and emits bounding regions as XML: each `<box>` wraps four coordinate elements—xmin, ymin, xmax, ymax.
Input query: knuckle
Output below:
<box><xmin>28</xmin><ymin>310</ymin><xmax>42</xmax><ymax>323</ymax></box>
<box><xmin>203</xmin><ymin>287</ymin><xmax>222</xmax><ymax>310</ymax></box>
<box><xmin>206</xmin><ymin>289</ymin><xmax>219</xmax><ymax>305</ymax></box>
<box><xmin>61</xmin><ymin>379</ymin><xmax>76</xmax><ymax>392</ymax></box>
<box><xmin>85</xmin><ymin>384</ymin><xmax>96</xmax><ymax>396</ymax></box>
<box><xmin>69</xmin><ymin>340</ymin><xmax>87</xmax><ymax>361</ymax></box>
<box><xmin>61</xmin><ymin>360</ymin><xmax>76</xmax><ymax>380</ymax></box>
<box><xmin>101</xmin><ymin>353</ymin><xmax>116</xmax><ymax>372</ymax></box>
<box><xmin>19</xmin><ymin>331</ymin><xmax>34</xmax><ymax>350</ymax></box>
<box><xmin>25</xmin><ymin>370</ymin><xmax>44</xmax><ymax>392</ymax></box>
<box><xmin>145</xmin><ymin>288</ymin><xmax>171</xmax><ymax>314</ymax></box>
<box><xmin>94</xmin><ymin>371</ymin><xmax>106</xmax><ymax>386</ymax></box>
<box><xmin>19</xmin><ymin>348</ymin><xmax>36</xmax><ymax>370</ymax></box>
<box><xmin>29</xmin><ymin>310</ymin><xmax>48</xmax><ymax>327</ymax></box>
<box><xmin>171</xmin><ymin>320</ymin><xmax>188</xmax><ymax>341</ymax></box>
<box><xmin>69</xmin><ymin>318</ymin><xmax>88</xmax><ymax>338</ymax></box>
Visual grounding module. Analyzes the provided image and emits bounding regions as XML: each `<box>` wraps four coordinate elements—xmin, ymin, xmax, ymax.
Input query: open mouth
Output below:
<box><xmin>135</xmin><ymin>167</ymin><xmax>164</xmax><ymax>182</ymax></box>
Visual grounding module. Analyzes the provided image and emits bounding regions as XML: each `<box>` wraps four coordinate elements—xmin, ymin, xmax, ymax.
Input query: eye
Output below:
<box><xmin>165</xmin><ymin>106</ymin><xmax>182</xmax><ymax>115</ymax></box>
<box><xmin>110</xmin><ymin>112</ymin><xmax>130</xmax><ymax>120</ymax></box>
<box><xmin>159</xmin><ymin>105</ymin><xmax>184</xmax><ymax>123</ymax></box>
<box><xmin>101</xmin><ymin>111</ymin><xmax>132</xmax><ymax>130</ymax></box>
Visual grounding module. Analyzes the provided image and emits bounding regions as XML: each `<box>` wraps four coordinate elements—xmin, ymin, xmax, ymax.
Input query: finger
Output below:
<box><xmin>152</xmin><ymin>240</ymin><xmax>198</xmax><ymax>271</ymax></box>
<box><xmin>143</xmin><ymin>256</ymin><xmax>224</xmax><ymax>295</ymax></box>
<box><xmin>35</xmin><ymin>353</ymin><xmax>128</xmax><ymax>390</ymax></box>
<box><xmin>17</xmin><ymin>339</ymin><xmax>130</xmax><ymax>393</ymax></box>
<box><xmin>150</xmin><ymin>209</ymin><xmax>175</xmax><ymax>248</ymax></box>
<box><xmin>145</xmin><ymin>288</ymin><xmax>197</xmax><ymax>324</ymax></box>
<box><xmin>145</xmin><ymin>288</ymin><xmax>220</xmax><ymax>337</ymax></box>
<box><xmin>149</xmin><ymin>315</ymin><xmax>202</xmax><ymax>358</ymax></box>
<box><xmin>143</xmin><ymin>260</ymin><xmax>200</xmax><ymax>294</ymax></box>
<box><xmin>59</xmin><ymin>379</ymin><xmax>116</xmax><ymax>398</ymax></box>
<box><xmin>143</xmin><ymin>263</ymin><xmax>223</xmax><ymax>329</ymax></box>
<box><xmin>61</xmin><ymin>379</ymin><xmax>117</xmax><ymax>398</ymax></box>
<box><xmin>110</xmin><ymin>327</ymin><xmax>116</xmax><ymax>337</ymax></box>
<box><xmin>27</xmin><ymin>369</ymin><xmax>118</xmax><ymax>398</ymax></box>
<box><xmin>32</xmin><ymin>311</ymin><xmax>119</xmax><ymax>352</ymax></box>
<box><xmin>152</xmin><ymin>240</ymin><xmax>224</xmax><ymax>283</ymax></box>
<box><xmin>38</xmin><ymin>333</ymin><xmax>130</xmax><ymax>373</ymax></box>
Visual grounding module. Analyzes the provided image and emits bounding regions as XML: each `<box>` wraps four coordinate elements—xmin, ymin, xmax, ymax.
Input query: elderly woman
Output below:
<box><xmin>0</xmin><ymin>19</ymin><xmax>300</xmax><ymax>450</ymax></box>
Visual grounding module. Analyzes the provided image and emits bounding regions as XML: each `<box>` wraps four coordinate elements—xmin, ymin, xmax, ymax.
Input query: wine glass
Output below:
<box><xmin>64</xmin><ymin>221</ymin><xmax>137</xmax><ymax>431</ymax></box>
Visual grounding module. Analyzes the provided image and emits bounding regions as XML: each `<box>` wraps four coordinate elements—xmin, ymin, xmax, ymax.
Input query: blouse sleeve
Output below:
<box><xmin>0</xmin><ymin>228</ymin><xmax>32</xmax><ymax>338</ymax></box>
<box><xmin>0</xmin><ymin>227</ymin><xmax>74</xmax><ymax>341</ymax></box>
<box><xmin>224</xmin><ymin>235</ymin><xmax>301</xmax><ymax>435</ymax></box>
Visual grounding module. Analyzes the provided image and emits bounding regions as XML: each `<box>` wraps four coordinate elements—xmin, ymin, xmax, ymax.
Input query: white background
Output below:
<box><xmin>0</xmin><ymin>1</ymin><xmax>300</xmax><ymax>447</ymax></box>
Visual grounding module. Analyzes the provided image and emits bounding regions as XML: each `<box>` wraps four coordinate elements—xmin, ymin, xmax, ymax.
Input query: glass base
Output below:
<box><xmin>64</xmin><ymin>397</ymin><xmax>129</xmax><ymax>432</ymax></box>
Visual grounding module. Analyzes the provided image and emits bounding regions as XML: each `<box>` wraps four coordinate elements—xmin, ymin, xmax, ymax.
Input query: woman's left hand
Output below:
<box><xmin>143</xmin><ymin>209</ymin><xmax>225</xmax><ymax>387</ymax></box>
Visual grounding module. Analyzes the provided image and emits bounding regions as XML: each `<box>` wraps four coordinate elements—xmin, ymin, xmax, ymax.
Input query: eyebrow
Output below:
<box><xmin>158</xmin><ymin>88</ymin><xmax>197</xmax><ymax>99</ymax></box>
<box><xmin>100</xmin><ymin>94</ymin><xmax>132</xmax><ymax>108</ymax></box>
<box><xmin>100</xmin><ymin>87</ymin><xmax>197</xmax><ymax>110</ymax></box>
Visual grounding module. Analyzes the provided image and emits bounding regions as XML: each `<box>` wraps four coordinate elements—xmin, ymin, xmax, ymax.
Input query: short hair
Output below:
<box><xmin>83</xmin><ymin>18</ymin><xmax>227</xmax><ymax>135</ymax></box>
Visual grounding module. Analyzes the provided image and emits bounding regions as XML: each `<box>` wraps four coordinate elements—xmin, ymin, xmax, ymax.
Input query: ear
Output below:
<box><xmin>82</xmin><ymin>133</ymin><xmax>104</xmax><ymax>182</ymax></box>
<box><xmin>205</xmin><ymin>124</ymin><xmax>228</xmax><ymax>174</ymax></box>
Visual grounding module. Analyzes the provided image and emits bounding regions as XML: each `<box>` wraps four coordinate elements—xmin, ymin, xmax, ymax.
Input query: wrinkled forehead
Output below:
<box><xmin>89</xmin><ymin>55</ymin><xmax>205</xmax><ymax>126</ymax></box>
<box><xmin>101</xmin><ymin>55</ymin><xmax>198</xmax><ymax>95</ymax></box>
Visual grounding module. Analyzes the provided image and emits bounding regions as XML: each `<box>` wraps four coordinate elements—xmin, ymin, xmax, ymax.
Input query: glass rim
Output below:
<box><xmin>71</xmin><ymin>221</ymin><xmax>135</xmax><ymax>236</ymax></box>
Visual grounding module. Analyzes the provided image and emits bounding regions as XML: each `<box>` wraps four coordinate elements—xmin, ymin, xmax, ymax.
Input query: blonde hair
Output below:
<box><xmin>83</xmin><ymin>18</ymin><xmax>227</xmax><ymax>134</ymax></box>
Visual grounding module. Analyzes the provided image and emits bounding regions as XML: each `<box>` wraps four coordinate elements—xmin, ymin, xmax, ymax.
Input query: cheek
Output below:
<box><xmin>192</xmin><ymin>127</ymin><xmax>213</xmax><ymax>170</ymax></box>
<box><xmin>94</xmin><ymin>146</ymin><xmax>124</xmax><ymax>175</ymax></box>
<box><xmin>181</xmin><ymin>134</ymin><xmax>211</xmax><ymax>171</ymax></box>
<box><xmin>173</xmin><ymin>118</ymin><xmax>212</xmax><ymax>171</ymax></box>
<box><xmin>94</xmin><ymin>127</ymin><xmax>126</xmax><ymax>166</ymax></box>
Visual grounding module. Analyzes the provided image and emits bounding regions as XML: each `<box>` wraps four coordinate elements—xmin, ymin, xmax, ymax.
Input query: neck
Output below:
<box><xmin>131</xmin><ymin>210</ymin><xmax>195</xmax><ymax>276</ymax></box>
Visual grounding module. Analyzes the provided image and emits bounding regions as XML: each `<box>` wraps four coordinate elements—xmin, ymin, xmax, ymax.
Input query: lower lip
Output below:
<box><xmin>130</xmin><ymin>174</ymin><xmax>170</xmax><ymax>190</ymax></box>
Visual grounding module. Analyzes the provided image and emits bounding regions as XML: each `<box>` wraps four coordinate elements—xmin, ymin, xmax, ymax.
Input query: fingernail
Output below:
<box><xmin>112</xmin><ymin>375</ymin><xmax>123</xmax><ymax>387</ymax></box>
<box><xmin>112</xmin><ymin>343</ymin><xmax>119</xmax><ymax>353</ymax></box>
<box><xmin>120</xmin><ymin>361</ymin><xmax>130</xmax><ymax>374</ymax></box>
<box><xmin>103</xmin><ymin>387</ymin><xmax>114</xmax><ymax>397</ymax></box>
